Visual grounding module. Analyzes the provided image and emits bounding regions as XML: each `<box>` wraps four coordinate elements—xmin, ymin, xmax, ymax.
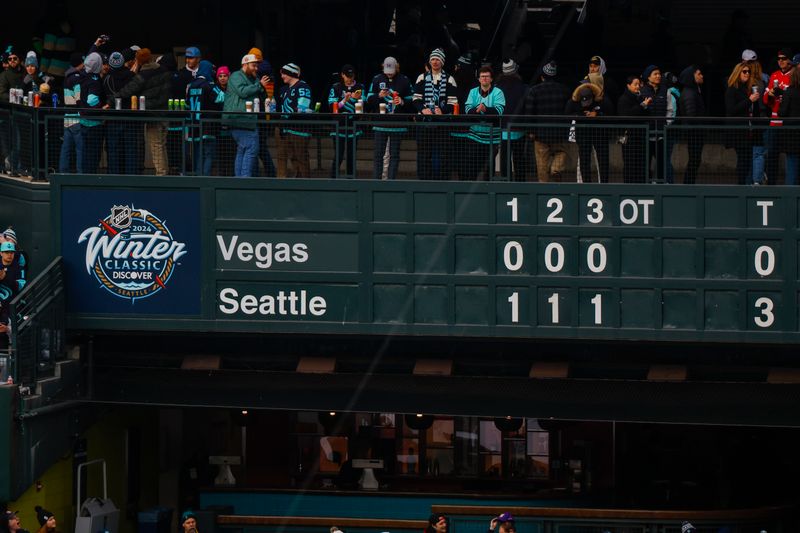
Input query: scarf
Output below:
<box><xmin>424</xmin><ymin>70</ymin><xmax>448</xmax><ymax>110</ymax></box>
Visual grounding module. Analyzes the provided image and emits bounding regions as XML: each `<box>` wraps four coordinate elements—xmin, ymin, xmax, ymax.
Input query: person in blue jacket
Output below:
<box><xmin>186</xmin><ymin>60</ymin><xmax>224</xmax><ymax>175</ymax></box>
<box><xmin>462</xmin><ymin>66</ymin><xmax>505</xmax><ymax>180</ymax></box>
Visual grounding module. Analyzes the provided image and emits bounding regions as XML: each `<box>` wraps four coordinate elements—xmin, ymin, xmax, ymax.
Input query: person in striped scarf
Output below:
<box><xmin>413</xmin><ymin>48</ymin><xmax>458</xmax><ymax>179</ymax></box>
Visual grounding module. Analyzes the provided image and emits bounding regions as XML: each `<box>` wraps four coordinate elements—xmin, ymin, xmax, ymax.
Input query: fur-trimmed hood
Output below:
<box><xmin>571</xmin><ymin>82</ymin><xmax>602</xmax><ymax>103</ymax></box>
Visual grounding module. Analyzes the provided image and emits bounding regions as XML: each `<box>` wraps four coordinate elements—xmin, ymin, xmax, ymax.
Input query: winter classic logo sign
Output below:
<box><xmin>78</xmin><ymin>205</ymin><xmax>188</xmax><ymax>302</ymax></box>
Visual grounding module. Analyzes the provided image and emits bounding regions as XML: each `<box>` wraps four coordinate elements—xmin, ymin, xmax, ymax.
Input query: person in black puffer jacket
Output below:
<box><xmin>617</xmin><ymin>75</ymin><xmax>650</xmax><ymax>183</ymax></box>
<box><xmin>678</xmin><ymin>65</ymin><xmax>707</xmax><ymax>184</ymax></box>
<box><xmin>104</xmin><ymin>50</ymin><xmax>136</xmax><ymax>174</ymax></box>
<box><xmin>778</xmin><ymin>64</ymin><xmax>800</xmax><ymax>185</ymax></box>
<box><xmin>725</xmin><ymin>62</ymin><xmax>766</xmax><ymax>184</ymax></box>
<box><xmin>118</xmin><ymin>48</ymin><xmax>173</xmax><ymax>175</ymax></box>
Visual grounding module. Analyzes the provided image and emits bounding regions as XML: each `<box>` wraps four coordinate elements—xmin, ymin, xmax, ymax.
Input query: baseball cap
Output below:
<box><xmin>340</xmin><ymin>64</ymin><xmax>355</xmax><ymax>77</ymax></box>
<box><xmin>0</xmin><ymin>242</ymin><xmax>15</xmax><ymax>252</ymax></box>
<box><xmin>741</xmin><ymin>49</ymin><xmax>757</xmax><ymax>61</ymax></box>
<box><xmin>589</xmin><ymin>55</ymin><xmax>602</xmax><ymax>65</ymax></box>
<box><xmin>241</xmin><ymin>54</ymin><xmax>258</xmax><ymax>65</ymax></box>
<box><xmin>497</xmin><ymin>513</ymin><xmax>515</xmax><ymax>523</ymax></box>
<box><xmin>793</xmin><ymin>53</ymin><xmax>800</xmax><ymax>66</ymax></box>
<box><xmin>383</xmin><ymin>56</ymin><xmax>398</xmax><ymax>75</ymax></box>
<box><xmin>185</xmin><ymin>47</ymin><xmax>201</xmax><ymax>58</ymax></box>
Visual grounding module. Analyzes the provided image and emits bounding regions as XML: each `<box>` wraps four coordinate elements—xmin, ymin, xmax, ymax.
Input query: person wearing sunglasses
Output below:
<box><xmin>725</xmin><ymin>62</ymin><xmax>767</xmax><ymax>184</ymax></box>
<box><xmin>763</xmin><ymin>48</ymin><xmax>795</xmax><ymax>184</ymax></box>
<box><xmin>0</xmin><ymin>45</ymin><xmax>25</xmax><ymax>176</ymax></box>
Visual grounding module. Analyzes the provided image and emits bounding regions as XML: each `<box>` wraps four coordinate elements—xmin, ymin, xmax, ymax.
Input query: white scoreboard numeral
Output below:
<box><xmin>548</xmin><ymin>293</ymin><xmax>560</xmax><ymax>324</ymax></box>
<box><xmin>506</xmin><ymin>197</ymin><xmax>518</xmax><ymax>222</ymax></box>
<box><xmin>503</xmin><ymin>241</ymin><xmax>524</xmax><ymax>271</ymax></box>
<box><xmin>754</xmin><ymin>245</ymin><xmax>775</xmax><ymax>277</ymax></box>
<box><xmin>544</xmin><ymin>242</ymin><xmax>565</xmax><ymax>273</ymax></box>
<box><xmin>508</xmin><ymin>292</ymin><xmax>519</xmax><ymax>323</ymax></box>
<box><xmin>586</xmin><ymin>198</ymin><xmax>604</xmax><ymax>224</ymax></box>
<box><xmin>591</xmin><ymin>293</ymin><xmax>602</xmax><ymax>325</ymax></box>
<box><xmin>586</xmin><ymin>243</ymin><xmax>607</xmax><ymax>273</ymax></box>
<box><xmin>754</xmin><ymin>297</ymin><xmax>774</xmax><ymax>328</ymax></box>
<box><xmin>546</xmin><ymin>198</ymin><xmax>564</xmax><ymax>223</ymax></box>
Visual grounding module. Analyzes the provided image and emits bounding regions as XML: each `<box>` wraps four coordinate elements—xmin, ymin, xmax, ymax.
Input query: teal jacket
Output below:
<box><xmin>463</xmin><ymin>85</ymin><xmax>505</xmax><ymax>144</ymax></box>
<box><xmin>223</xmin><ymin>70</ymin><xmax>264</xmax><ymax>130</ymax></box>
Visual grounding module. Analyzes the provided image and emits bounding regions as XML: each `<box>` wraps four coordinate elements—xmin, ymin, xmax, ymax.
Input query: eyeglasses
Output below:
<box><xmin>742</xmin><ymin>69</ymin><xmax>751</xmax><ymax>74</ymax></box>
<box><xmin>7</xmin><ymin>56</ymin><xmax>19</xmax><ymax>62</ymax></box>
<box><xmin>778</xmin><ymin>56</ymin><xmax>789</xmax><ymax>61</ymax></box>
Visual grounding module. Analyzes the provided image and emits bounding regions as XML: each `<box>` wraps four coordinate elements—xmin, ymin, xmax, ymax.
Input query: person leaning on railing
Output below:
<box><xmin>0</xmin><ymin>46</ymin><xmax>25</xmax><ymax>176</ymax></box>
<box><xmin>276</xmin><ymin>62</ymin><xmax>313</xmax><ymax>178</ymax></box>
<box><xmin>461</xmin><ymin>66</ymin><xmax>505</xmax><ymax>180</ymax></box>
<box><xmin>677</xmin><ymin>65</ymin><xmax>706</xmax><ymax>185</ymax></box>
<box><xmin>778</xmin><ymin>59</ymin><xmax>800</xmax><ymax>185</ymax></box>
<box><xmin>222</xmin><ymin>53</ymin><xmax>268</xmax><ymax>178</ymax></box>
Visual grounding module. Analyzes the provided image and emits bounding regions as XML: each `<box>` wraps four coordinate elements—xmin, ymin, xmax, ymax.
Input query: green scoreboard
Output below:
<box><xmin>56</xmin><ymin>177</ymin><xmax>799</xmax><ymax>343</ymax></box>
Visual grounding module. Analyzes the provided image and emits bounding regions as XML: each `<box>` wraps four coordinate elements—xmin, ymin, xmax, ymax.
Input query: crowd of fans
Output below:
<box><xmin>0</xmin><ymin>227</ymin><xmax>25</xmax><ymax>355</ymax></box>
<box><xmin>1</xmin><ymin>38</ymin><xmax>800</xmax><ymax>183</ymax></box>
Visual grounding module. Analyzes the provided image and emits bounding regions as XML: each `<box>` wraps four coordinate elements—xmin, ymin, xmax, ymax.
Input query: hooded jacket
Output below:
<box><xmin>103</xmin><ymin>66</ymin><xmax>135</xmax><ymax>108</ymax></box>
<box><xmin>78</xmin><ymin>52</ymin><xmax>104</xmax><ymax>127</ymax></box>
<box><xmin>678</xmin><ymin>66</ymin><xmax>706</xmax><ymax>118</ymax></box>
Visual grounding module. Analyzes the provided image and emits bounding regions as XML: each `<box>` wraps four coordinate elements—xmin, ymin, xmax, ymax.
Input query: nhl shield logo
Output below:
<box><xmin>110</xmin><ymin>205</ymin><xmax>132</xmax><ymax>229</ymax></box>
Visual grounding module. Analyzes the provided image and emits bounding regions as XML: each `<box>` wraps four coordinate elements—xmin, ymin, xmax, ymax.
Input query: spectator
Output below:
<box><xmin>180</xmin><ymin>511</ymin><xmax>197</xmax><ymax>533</ymax></box>
<box><xmin>223</xmin><ymin>53</ymin><xmax>268</xmax><ymax>177</ymax></box>
<box><xmin>104</xmin><ymin>50</ymin><xmax>137</xmax><ymax>174</ymax></box>
<box><xmin>586</xmin><ymin>71</ymin><xmax>613</xmax><ymax>180</ymax></box>
<box><xmin>523</xmin><ymin>60</ymin><xmax>571</xmax><ymax>182</ymax></box>
<box><xmin>640</xmin><ymin>64</ymin><xmax>669</xmax><ymax>181</ymax></box>
<box><xmin>248</xmin><ymin>47</ymin><xmax>277</xmax><ymax>178</ymax></box>
<box><xmin>2</xmin><ymin>228</ymin><xmax>28</xmax><ymax>270</ymax></box>
<box><xmin>452</xmin><ymin>53</ymin><xmax>475</xmax><ymax>110</ymax></box>
<box><xmin>0</xmin><ymin>46</ymin><xmax>24</xmax><ymax>176</ymax></box>
<box><xmin>462</xmin><ymin>66</ymin><xmax>505</xmax><ymax>180</ymax></box>
<box><xmin>277</xmin><ymin>62</ymin><xmax>313</xmax><ymax>177</ymax></box>
<box><xmin>118</xmin><ymin>48</ymin><xmax>174</xmax><ymax>176</ymax></box>
<box><xmin>565</xmin><ymin>81</ymin><xmax>613</xmax><ymax>182</ymax></box>
<box><xmin>588</xmin><ymin>55</ymin><xmax>620</xmax><ymax>107</ymax></box>
<box><xmin>78</xmin><ymin>52</ymin><xmax>104</xmax><ymax>174</ymax></box>
<box><xmin>365</xmin><ymin>56</ymin><xmax>414</xmax><ymax>180</ymax></box>
<box><xmin>327</xmin><ymin>64</ymin><xmax>364</xmax><ymax>178</ymax></box>
<box><xmin>22</xmin><ymin>51</ymin><xmax>52</xmax><ymax>97</ymax></box>
<box><xmin>178</xmin><ymin>46</ymin><xmax>201</xmax><ymax>87</ymax></box>
<box><xmin>215</xmin><ymin>66</ymin><xmax>234</xmax><ymax>176</ymax></box>
<box><xmin>763</xmin><ymin>48</ymin><xmax>794</xmax><ymax>184</ymax></box>
<box><xmin>426</xmin><ymin>515</ymin><xmax>447</xmax><ymax>533</ymax></box>
<box><xmin>617</xmin><ymin>75</ymin><xmax>650</xmax><ymax>183</ymax></box>
<box><xmin>677</xmin><ymin>65</ymin><xmax>706</xmax><ymax>184</ymax></box>
<box><xmin>742</xmin><ymin>49</ymin><xmax>768</xmax><ymax>183</ymax></box>
<box><xmin>488</xmin><ymin>513</ymin><xmax>515</xmax><ymax>533</ymax></box>
<box><xmin>2</xmin><ymin>511</ymin><xmax>30</xmax><ymax>533</ymax></box>
<box><xmin>778</xmin><ymin>61</ymin><xmax>800</xmax><ymax>185</ymax></box>
<box><xmin>725</xmin><ymin>62</ymin><xmax>765</xmax><ymax>184</ymax></box>
<box><xmin>412</xmin><ymin>48</ymin><xmax>458</xmax><ymax>180</ymax></box>
<box><xmin>58</xmin><ymin>52</ymin><xmax>84</xmax><ymax>174</ymax></box>
<box><xmin>0</xmin><ymin>241</ymin><xmax>26</xmax><ymax>298</ymax></box>
<box><xmin>186</xmin><ymin>60</ymin><xmax>224</xmax><ymax>175</ymax></box>
<box><xmin>34</xmin><ymin>507</ymin><xmax>57</xmax><ymax>533</ymax></box>
<box><xmin>496</xmin><ymin>59</ymin><xmax>533</xmax><ymax>181</ymax></box>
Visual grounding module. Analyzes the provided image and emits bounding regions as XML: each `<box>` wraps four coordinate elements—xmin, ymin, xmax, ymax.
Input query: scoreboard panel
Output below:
<box><xmin>56</xmin><ymin>177</ymin><xmax>800</xmax><ymax>343</ymax></box>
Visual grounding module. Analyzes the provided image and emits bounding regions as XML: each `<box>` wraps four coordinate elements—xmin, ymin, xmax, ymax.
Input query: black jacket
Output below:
<box><xmin>640</xmin><ymin>82</ymin><xmax>668</xmax><ymax>120</ymax></box>
<box><xmin>496</xmin><ymin>73</ymin><xmax>527</xmax><ymax>116</ymax></box>
<box><xmin>0</xmin><ymin>66</ymin><xmax>25</xmax><ymax>102</ymax></box>
<box><xmin>617</xmin><ymin>89</ymin><xmax>647</xmax><ymax>117</ymax></box>
<box><xmin>678</xmin><ymin>66</ymin><xmax>706</xmax><ymax>118</ymax></box>
<box><xmin>103</xmin><ymin>68</ymin><xmax>135</xmax><ymax>108</ymax></box>
<box><xmin>118</xmin><ymin>62</ymin><xmax>172</xmax><ymax>110</ymax></box>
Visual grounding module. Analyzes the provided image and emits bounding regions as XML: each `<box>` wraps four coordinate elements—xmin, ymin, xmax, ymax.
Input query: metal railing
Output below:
<box><xmin>8</xmin><ymin>257</ymin><xmax>66</xmax><ymax>387</ymax></box>
<box><xmin>3</xmin><ymin>102</ymin><xmax>800</xmax><ymax>185</ymax></box>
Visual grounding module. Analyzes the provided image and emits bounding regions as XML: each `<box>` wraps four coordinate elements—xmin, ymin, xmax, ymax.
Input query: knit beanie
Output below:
<box><xmin>108</xmin><ymin>52</ymin><xmax>124</xmax><ymax>69</ymax></box>
<box><xmin>3</xmin><ymin>228</ymin><xmax>18</xmax><ymax>244</ymax></box>
<box><xmin>248</xmin><ymin>47</ymin><xmax>263</xmax><ymax>61</ymax></box>
<box><xmin>216</xmin><ymin>65</ymin><xmax>230</xmax><ymax>78</ymax></box>
<box><xmin>35</xmin><ymin>506</ymin><xmax>54</xmax><ymax>527</ymax></box>
<box><xmin>280</xmin><ymin>62</ymin><xmax>300</xmax><ymax>78</ymax></box>
<box><xmin>502</xmin><ymin>59</ymin><xmax>519</xmax><ymax>74</ymax></box>
<box><xmin>642</xmin><ymin>64</ymin><xmax>660</xmax><ymax>80</ymax></box>
<box><xmin>542</xmin><ymin>61</ymin><xmax>557</xmax><ymax>77</ymax></box>
<box><xmin>24</xmin><ymin>51</ymin><xmax>38</xmax><ymax>68</ymax></box>
<box><xmin>84</xmin><ymin>52</ymin><xmax>102</xmax><ymax>75</ymax></box>
<box><xmin>429</xmin><ymin>48</ymin><xmax>445</xmax><ymax>65</ymax></box>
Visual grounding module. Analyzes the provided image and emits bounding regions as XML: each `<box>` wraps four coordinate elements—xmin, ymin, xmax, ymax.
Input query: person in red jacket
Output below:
<box><xmin>762</xmin><ymin>48</ymin><xmax>794</xmax><ymax>184</ymax></box>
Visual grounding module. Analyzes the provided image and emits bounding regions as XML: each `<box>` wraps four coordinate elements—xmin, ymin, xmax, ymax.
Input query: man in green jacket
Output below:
<box><xmin>223</xmin><ymin>53</ymin><xmax>269</xmax><ymax>177</ymax></box>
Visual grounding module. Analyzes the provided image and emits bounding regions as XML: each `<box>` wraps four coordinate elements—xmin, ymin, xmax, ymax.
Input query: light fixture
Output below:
<box><xmin>329</xmin><ymin>411</ymin><xmax>337</xmax><ymax>416</ymax></box>
<box><xmin>241</xmin><ymin>410</ymin><xmax>248</xmax><ymax>415</ymax></box>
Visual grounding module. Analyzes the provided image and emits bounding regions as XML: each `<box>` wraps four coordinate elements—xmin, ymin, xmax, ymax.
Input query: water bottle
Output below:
<box><xmin>52</xmin><ymin>94</ymin><xmax>58</xmax><ymax>108</ymax></box>
<box><xmin>269</xmin><ymin>98</ymin><xmax>276</xmax><ymax>113</ymax></box>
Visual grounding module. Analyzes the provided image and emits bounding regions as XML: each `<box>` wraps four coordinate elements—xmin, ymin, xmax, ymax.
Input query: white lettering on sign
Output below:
<box><xmin>619</xmin><ymin>199</ymin><xmax>654</xmax><ymax>225</ymax></box>
<box><xmin>218</xmin><ymin>288</ymin><xmax>327</xmax><ymax>317</ymax></box>
<box><xmin>586</xmin><ymin>198</ymin><xmax>604</xmax><ymax>224</ymax></box>
<box><xmin>756</xmin><ymin>200</ymin><xmax>773</xmax><ymax>226</ymax></box>
<box><xmin>216</xmin><ymin>235</ymin><xmax>309</xmax><ymax>269</ymax></box>
<box><xmin>546</xmin><ymin>198</ymin><xmax>564</xmax><ymax>223</ymax></box>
